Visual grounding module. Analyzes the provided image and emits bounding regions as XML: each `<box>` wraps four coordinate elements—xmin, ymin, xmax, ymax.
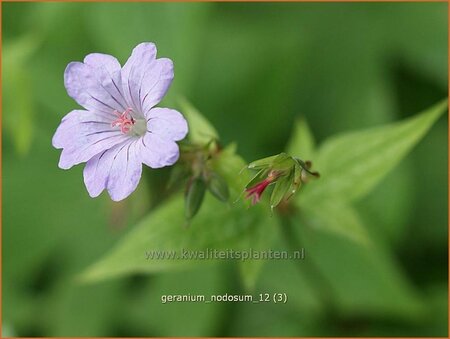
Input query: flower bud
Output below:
<box><xmin>243</xmin><ymin>153</ymin><xmax>320</xmax><ymax>209</ymax></box>
<box><xmin>185</xmin><ymin>177</ymin><xmax>206</xmax><ymax>221</ymax></box>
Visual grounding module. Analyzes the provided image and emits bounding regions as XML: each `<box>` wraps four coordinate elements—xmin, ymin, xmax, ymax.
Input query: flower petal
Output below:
<box><xmin>64</xmin><ymin>59</ymin><xmax>126</xmax><ymax>115</ymax></box>
<box><xmin>83</xmin><ymin>141</ymin><xmax>128</xmax><ymax>197</ymax></box>
<box><xmin>84</xmin><ymin>53</ymin><xmax>121</xmax><ymax>75</ymax></box>
<box><xmin>53</xmin><ymin>109</ymin><xmax>128</xmax><ymax>169</ymax></box>
<box><xmin>84</xmin><ymin>53</ymin><xmax>129</xmax><ymax>111</ymax></box>
<box><xmin>83</xmin><ymin>140</ymin><xmax>142</xmax><ymax>201</ymax></box>
<box><xmin>58</xmin><ymin>135</ymin><xmax>128</xmax><ymax>171</ymax></box>
<box><xmin>52</xmin><ymin>109</ymin><xmax>113</xmax><ymax>149</ymax></box>
<box><xmin>121</xmin><ymin>43</ymin><xmax>157</xmax><ymax>112</ymax></box>
<box><xmin>121</xmin><ymin>43</ymin><xmax>174</xmax><ymax>113</ymax></box>
<box><xmin>138</xmin><ymin>132</ymin><xmax>180</xmax><ymax>168</ymax></box>
<box><xmin>106</xmin><ymin>140</ymin><xmax>143</xmax><ymax>201</ymax></box>
<box><xmin>147</xmin><ymin>107</ymin><xmax>188</xmax><ymax>141</ymax></box>
<box><xmin>140</xmin><ymin>58</ymin><xmax>174</xmax><ymax>113</ymax></box>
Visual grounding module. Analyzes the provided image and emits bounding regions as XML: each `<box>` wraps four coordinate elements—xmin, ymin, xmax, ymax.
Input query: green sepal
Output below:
<box><xmin>167</xmin><ymin>165</ymin><xmax>189</xmax><ymax>190</ymax></box>
<box><xmin>270</xmin><ymin>169</ymin><xmax>294</xmax><ymax>209</ymax></box>
<box><xmin>185</xmin><ymin>177</ymin><xmax>206</xmax><ymax>221</ymax></box>
<box><xmin>206</xmin><ymin>172</ymin><xmax>230</xmax><ymax>202</ymax></box>
<box><xmin>245</xmin><ymin>168</ymin><xmax>269</xmax><ymax>189</ymax></box>
<box><xmin>271</xmin><ymin>156</ymin><xmax>295</xmax><ymax>173</ymax></box>
<box><xmin>294</xmin><ymin>157</ymin><xmax>319</xmax><ymax>177</ymax></box>
<box><xmin>291</xmin><ymin>163</ymin><xmax>303</xmax><ymax>195</ymax></box>
<box><xmin>247</xmin><ymin>154</ymin><xmax>280</xmax><ymax>170</ymax></box>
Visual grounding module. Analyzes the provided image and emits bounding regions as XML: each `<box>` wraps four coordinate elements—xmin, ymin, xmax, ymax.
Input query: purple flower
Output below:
<box><xmin>52</xmin><ymin>42</ymin><xmax>188</xmax><ymax>201</ymax></box>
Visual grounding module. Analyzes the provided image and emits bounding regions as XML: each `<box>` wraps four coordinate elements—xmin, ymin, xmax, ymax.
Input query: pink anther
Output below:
<box><xmin>111</xmin><ymin>108</ymin><xmax>135</xmax><ymax>134</ymax></box>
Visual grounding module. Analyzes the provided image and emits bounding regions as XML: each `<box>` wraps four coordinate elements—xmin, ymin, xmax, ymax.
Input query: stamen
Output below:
<box><xmin>111</xmin><ymin>108</ymin><xmax>135</xmax><ymax>134</ymax></box>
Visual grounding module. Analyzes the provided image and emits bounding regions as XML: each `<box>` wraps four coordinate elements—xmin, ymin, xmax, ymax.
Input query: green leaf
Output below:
<box><xmin>3</xmin><ymin>66</ymin><xmax>34</xmax><ymax>156</ymax></box>
<box><xmin>3</xmin><ymin>34</ymin><xmax>41</xmax><ymax>156</ymax></box>
<box><xmin>178</xmin><ymin>97</ymin><xmax>219</xmax><ymax>144</ymax></box>
<box><xmin>256</xmin><ymin>259</ymin><xmax>322</xmax><ymax>316</ymax></box>
<box><xmin>80</xmin><ymin>194</ymin><xmax>272</xmax><ymax>283</ymax></box>
<box><xmin>286</xmin><ymin>116</ymin><xmax>316</xmax><ymax>160</ymax></box>
<box><xmin>238</xmin><ymin>208</ymin><xmax>278</xmax><ymax>290</ymax></box>
<box><xmin>296</xmin><ymin>223</ymin><xmax>425</xmax><ymax>319</ymax></box>
<box><xmin>300</xmin><ymin>199</ymin><xmax>370</xmax><ymax>246</ymax></box>
<box><xmin>300</xmin><ymin>99</ymin><xmax>447</xmax><ymax>204</ymax></box>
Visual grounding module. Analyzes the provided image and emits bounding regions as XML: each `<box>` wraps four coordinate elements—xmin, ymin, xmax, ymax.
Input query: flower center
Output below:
<box><xmin>111</xmin><ymin>108</ymin><xmax>146</xmax><ymax>137</ymax></box>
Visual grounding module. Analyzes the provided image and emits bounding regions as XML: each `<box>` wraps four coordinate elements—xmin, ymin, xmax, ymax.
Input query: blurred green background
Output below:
<box><xmin>2</xmin><ymin>2</ymin><xmax>448</xmax><ymax>337</ymax></box>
